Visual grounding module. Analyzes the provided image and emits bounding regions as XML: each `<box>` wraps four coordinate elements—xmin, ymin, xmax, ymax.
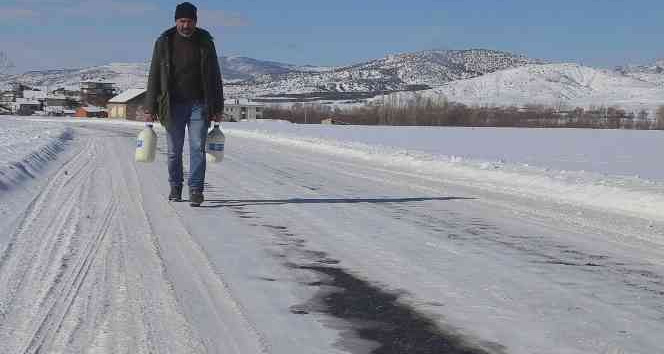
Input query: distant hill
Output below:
<box><xmin>0</xmin><ymin>49</ymin><xmax>539</xmax><ymax>93</ymax></box>
<box><xmin>227</xmin><ymin>49</ymin><xmax>541</xmax><ymax>99</ymax></box>
<box><xmin>382</xmin><ymin>63</ymin><xmax>664</xmax><ymax>113</ymax></box>
<box><xmin>1</xmin><ymin>50</ymin><xmax>663</xmax><ymax>112</ymax></box>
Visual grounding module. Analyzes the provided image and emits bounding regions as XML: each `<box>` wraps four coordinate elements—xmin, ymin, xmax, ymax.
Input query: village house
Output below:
<box><xmin>42</xmin><ymin>95</ymin><xmax>71</xmax><ymax>116</ymax></box>
<box><xmin>107</xmin><ymin>89</ymin><xmax>146</xmax><ymax>120</ymax></box>
<box><xmin>75</xmin><ymin>106</ymin><xmax>107</xmax><ymax>118</ymax></box>
<box><xmin>11</xmin><ymin>98</ymin><xmax>42</xmax><ymax>115</ymax></box>
<box><xmin>223</xmin><ymin>98</ymin><xmax>265</xmax><ymax>121</ymax></box>
<box><xmin>52</xmin><ymin>87</ymin><xmax>80</xmax><ymax>99</ymax></box>
<box><xmin>44</xmin><ymin>96</ymin><xmax>68</xmax><ymax>107</ymax></box>
<box><xmin>1</xmin><ymin>90</ymin><xmax>17</xmax><ymax>104</ymax></box>
<box><xmin>0</xmin><ymin>91</ymin><xmax>15</xmax><ymax>113</ymax></box>
<box><xmin>0</xmin><ymin>83</ymin><xmax>82</xmax><ymax>116</ymax></box>
<box><xmin>80</xmin><ymin>81</ymin><xmax>117</xmax><ymax>107</ymax></box>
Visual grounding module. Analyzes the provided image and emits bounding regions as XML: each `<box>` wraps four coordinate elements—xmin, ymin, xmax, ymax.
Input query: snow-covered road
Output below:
<box><xmin>1</xmin><ymin>119</ymin><xmax>663</xmax><ymax>354</ymax></box>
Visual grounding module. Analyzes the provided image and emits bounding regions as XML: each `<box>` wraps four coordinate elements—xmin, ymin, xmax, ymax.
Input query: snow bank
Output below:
<box><xmin>0</xmin><ymin>118</ymin><xmax>73</xmax><ymax>191</ymax></box>
<box><xmin>225</xmin><ymin>123</ymin><xmax>664</xmax><ymax>222</ymax></box>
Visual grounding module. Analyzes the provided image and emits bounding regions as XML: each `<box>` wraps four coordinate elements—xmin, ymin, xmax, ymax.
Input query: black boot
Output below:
<box><xmin>168</xmin><ymin>185</ymin><xmax>183</xmax><ymax>202</ymax></box>
<box><xmin>189</xmin><ymin>187</ymin><xmax>204</xmax><ymax>207</ymax></box>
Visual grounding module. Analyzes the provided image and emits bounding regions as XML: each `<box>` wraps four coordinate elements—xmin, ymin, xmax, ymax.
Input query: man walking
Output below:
<box><xmin>144</xmin><ymin>2</ymin><xmax>224</xmax><ymax>207</ymax></box>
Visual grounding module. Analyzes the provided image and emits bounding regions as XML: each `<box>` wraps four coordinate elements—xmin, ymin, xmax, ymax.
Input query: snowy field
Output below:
<box><xmin>1</xmin><ymin>115</ymin><xmax>663</xmax><ymax>354</ymax></box>
<box><xmin>226</xmin><ymin>120</ymin><xmax>664</xmax><ymax>180</ymax></box>
<box><xmin>223</xmin><ymin>120</ymin><xmax>664</xmax><ymax>222</ymax></box>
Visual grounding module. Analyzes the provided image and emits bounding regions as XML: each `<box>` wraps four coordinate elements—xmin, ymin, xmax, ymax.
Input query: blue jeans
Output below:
<box><xmin>166</xmin><ymin>101</ymin><xmax>209</xmax><ymax>189</ymax></box>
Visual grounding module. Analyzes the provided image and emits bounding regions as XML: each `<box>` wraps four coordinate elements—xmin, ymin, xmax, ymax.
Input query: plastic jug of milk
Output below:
<box><xmin>206</xmin><ymin>123</ymin><xmax>225</xmax><ymax>163</ymax></box>
<box><xmin>135</xmin><ymin>123</ymin><xmax>157</xmax><ymax>163</ymax></box>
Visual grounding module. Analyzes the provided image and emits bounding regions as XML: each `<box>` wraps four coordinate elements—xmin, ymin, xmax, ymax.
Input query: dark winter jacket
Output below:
<box><xmin>145</xmin><ymin>27</ymin><xmax>223</xmax><ymax>129</ymax></box>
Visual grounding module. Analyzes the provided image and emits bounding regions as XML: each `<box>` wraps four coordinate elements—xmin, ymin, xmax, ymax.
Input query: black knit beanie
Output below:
<box><xmin>175</xmin><ymin>2</ymin><xmax>197</xmax><ymax>20</ymax></box>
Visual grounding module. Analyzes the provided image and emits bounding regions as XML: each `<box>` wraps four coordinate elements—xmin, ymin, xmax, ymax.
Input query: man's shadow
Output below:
<box><xmin>198</xmin><ymin>196</ymin><xmax>475</xmax><ymax>208</ymax></box>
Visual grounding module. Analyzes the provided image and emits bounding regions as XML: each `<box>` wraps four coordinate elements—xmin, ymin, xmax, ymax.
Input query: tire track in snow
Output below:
<box><xmin>0</xmin><ymin>139</ymin><xmax>96</xmax><ymax>320</ymax></box>
<box><xmin>24</xmin><ymin>199</ymin><xmax>118</xmax><ymax>354</ymax></box>
<box><xmin>72</xmin><ymin>123</ymin><xmax>267</xmax><ymax>353</ymax></box>
<box><xmin>0</xmin><ymin>138</ymin><xmax>94</xmax><ymax>278</ymax></box>
<box><xmin>2</xmin><ymin>126</ymin><xmax>213</xmax><ymax>353</ymax></box>
<box><xmin>0</xmin><ymin>138</ymin><xmax>101</xmax><ymax>353</ymax></box>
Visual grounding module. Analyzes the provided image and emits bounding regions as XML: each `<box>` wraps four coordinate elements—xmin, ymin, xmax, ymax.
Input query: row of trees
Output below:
<box><xmin>264</xmin><ymin>94</ymin><xmax>664</xmax><ymax>130</ymax></box>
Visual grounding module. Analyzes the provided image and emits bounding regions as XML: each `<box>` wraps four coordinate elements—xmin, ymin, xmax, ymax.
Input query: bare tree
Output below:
<box><xmin>0</xmin><ymin>51</ymin><xmax>14</xmax><ymax>76</ymax></box>
<box><xmin>656</xmin><ymin>106</ymin><xmax>664</xmax><ymax>130</ymax></box>
<box><xmin>265</xmin><ymin>99</ymin><xmax>658</xmax><ymax>130</ymax></box>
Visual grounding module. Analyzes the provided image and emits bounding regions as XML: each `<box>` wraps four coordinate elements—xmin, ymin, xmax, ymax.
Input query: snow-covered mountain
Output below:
<box><xmin>227</xmin><ymin>49</ymin><xmax>541</xmax><ymax>98</ymax></box>
<box><xmin>0</xmin><ymin>58</ymin><xmax>296</xmax><ymax>90</ymax></box>
<box><xmin>1</xmin><ymin>50</ymin><xmax>663</xmax><ymax>112</ymax></box>
<box><xmin>220</xmin><ymin>56</ymin><xmax>297</xmax><ymax>81</ymax></box>
<box><xmin>382</xmin><ymin>63</ymin><xmax>664</xmax><ymax>113</ymax></box>
<box><xmin>0</xmin><ymin>49</ymin><xmax>538</xmax><ymax>94</ymax></box>
<box><xmin>220</xmin><ymin>56</ymin><xmax>335</xmax><ymax>82</ymax></box>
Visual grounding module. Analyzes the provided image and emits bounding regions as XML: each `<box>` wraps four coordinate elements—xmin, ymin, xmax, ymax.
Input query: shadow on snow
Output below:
<box><xmin>200</xmin><ymin>196</ymin><xmax>475</xmax><ymax>208</ymax></box>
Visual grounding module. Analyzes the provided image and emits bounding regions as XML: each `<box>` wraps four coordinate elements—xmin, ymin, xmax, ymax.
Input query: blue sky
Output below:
<box><xmin>1</xmin><ymin>0</ymin><xmax>663</xmax><ymax>73</ymax></box>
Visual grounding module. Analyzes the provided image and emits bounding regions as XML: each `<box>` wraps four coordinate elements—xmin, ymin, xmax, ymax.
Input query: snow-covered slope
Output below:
<box><xmin>0</xmin><ymin>49</ymin><xmax>538</xmax><ymax>95</ymax></box>
<box><xmin>1</xmin><ymin>51</ymin><xmax>663</xmax><ymax>112</ymax></box>
<box><xmin>615</xmin><ymin>59</ymin><xmax>664</xmax><ymax>86</ymax></box>
<box><xmin>228</xmin><ymin>49</ymin><xmax>540</xmax><ymax>97</ymax></box>
<box><xmin>0</xmin><ymin>56</ymin><xmax>332</xmax><ymax>91</ymax></box>
<box><xmin>3</xmin><ymin>63</ymin><xmax>150</xmax><ymax>92</ymax></box>
<box><xmin>219</xmin><ymin>56</ymin><xmax>299</xmax><ymax>81</ymax></box>
<box><xmin>383</xmin><ymin>63</ymin><xmax>664</xmax><ymax>112</ymax></box>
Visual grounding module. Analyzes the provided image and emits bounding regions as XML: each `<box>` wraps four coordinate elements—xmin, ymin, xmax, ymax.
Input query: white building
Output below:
<box><xmin>22</xmin><ymin>89</ymin><xmax>47</xmax><ymax>100</ymax></box>
<box><xmin>11</xmin><ymin>98</ymin><xmax>41</xmax><ymax>115</ymax></box>
<box><xmin>223</xmin><ymin>99</ymin><xmax>264</xmax><ymax>121</ymax></box>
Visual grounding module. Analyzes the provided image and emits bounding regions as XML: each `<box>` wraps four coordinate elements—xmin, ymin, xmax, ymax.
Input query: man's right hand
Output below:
<box><xmin>144</xmin><ymin>112</ymin><xmax>157</xmax><ymax>122</ymax></box>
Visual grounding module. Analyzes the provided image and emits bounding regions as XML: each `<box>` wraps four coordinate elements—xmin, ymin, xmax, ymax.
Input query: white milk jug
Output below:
<box><xmin>135</xmin><ymin>123</ymin><xmax>157</xmax><ymax>163</ymax></box>
<box><xmin>206</xmin><ymin>123</ymin><xmax>225</xmax><ymax>163</ymax></box>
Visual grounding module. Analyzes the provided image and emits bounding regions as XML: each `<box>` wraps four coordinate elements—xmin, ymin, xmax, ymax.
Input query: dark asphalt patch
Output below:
<box><xmin>227</xmin><ymin>206</ymin><xmax>504</xmax><ymax>353</ymax></box>
<box><xmin>293</xmin><ymin>263</ymin><xmax>502</xmax><ymax>354</ymax></box>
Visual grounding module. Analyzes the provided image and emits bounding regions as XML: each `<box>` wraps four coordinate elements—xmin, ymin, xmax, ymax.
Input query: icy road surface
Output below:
<box><xmin>1</xmin><ymin>118</ymin><xmax>663</xmax><ymax>354</ymax></box>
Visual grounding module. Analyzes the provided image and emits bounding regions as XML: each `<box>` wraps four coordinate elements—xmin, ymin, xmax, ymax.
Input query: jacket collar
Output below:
<box><xmin>161</xmin><ymin>26</ymin><xmax>214</xmax><ymax>46</ymax></box>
